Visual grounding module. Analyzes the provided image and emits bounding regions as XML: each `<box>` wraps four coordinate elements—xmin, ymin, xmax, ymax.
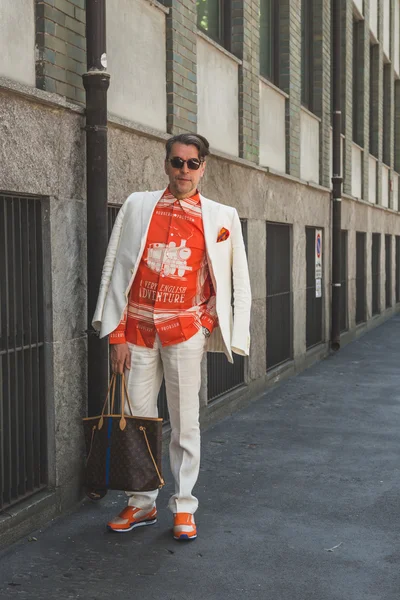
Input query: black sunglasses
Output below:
<box><xmin>168</xmin><ymin>157</ymin><xmax>203</xmax><ymax>170</ymax></box>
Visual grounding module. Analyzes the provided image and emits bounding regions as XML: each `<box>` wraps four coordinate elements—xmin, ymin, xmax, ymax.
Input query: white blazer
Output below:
<box><xmin>92</xmin><ymin>190</ymin><xmax>252</xmax><ymax>363</ymax></box>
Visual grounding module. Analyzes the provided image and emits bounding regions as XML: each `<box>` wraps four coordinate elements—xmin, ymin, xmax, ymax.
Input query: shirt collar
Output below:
<box><xmin>161</xmin><ymin>187</ymin><xmax>201</xmax><ymax>210</ymax></box>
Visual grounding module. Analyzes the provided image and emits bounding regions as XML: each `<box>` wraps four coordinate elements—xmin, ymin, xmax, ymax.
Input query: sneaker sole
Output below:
<box><xmin>107</xmin><ymin>517</ymin><xmax>157</xmax><ymax>533</ymax></box>
<box><xmin>173</xmin><ymin>533</ymin><xmax>197</xmax><ymax>541</ymax></box>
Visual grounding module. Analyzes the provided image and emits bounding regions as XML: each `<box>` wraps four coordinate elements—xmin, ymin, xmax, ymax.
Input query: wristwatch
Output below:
<box><xmin>202</xmin><ymin>326</ymin><xmax>211</xmax><ymax>338</ymax></box>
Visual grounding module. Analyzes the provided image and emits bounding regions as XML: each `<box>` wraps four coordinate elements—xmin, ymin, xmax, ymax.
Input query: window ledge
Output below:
<box><xmin>300</xmin><ymin>105</ymin><xmax>322</xmax><ymax>123</ymax></box>
<box><xmin>369</xmin><ymin>29</ymin><xmax>379</xmax><ymax>45</ymax></box>
<box><xmin>144</xmin><ymin>0</ymin><xmax>169</xmax><ymax>14</ymax></box>
<box><xmin>259</xmin><ymin>75</ymin><xmax>289</xmax><ymax>99</ymax></box>
<box><xmin>342</xmin><ymin>192</ymin><xmax>400</xmax><ymax>213</ymax></box>
<box><xmin>196</xmin><ymin>30</ymin><xmax>242</xmax><ymax>65</ymax></box>
<box><xmin>0</xmin><ymin>75</ymin><xmax>84</xmax><ymax>113</ymax></box>
<box><xmin>352</xmin><ymin>141</ymin><xmax>364</xmax><ymax>152</ymax></box>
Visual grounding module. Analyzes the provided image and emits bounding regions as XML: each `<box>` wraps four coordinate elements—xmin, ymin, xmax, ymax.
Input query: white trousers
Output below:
<box><xmin>124</xmin><ymin>330</ymin><xmax>206</xmax><ymax>514</ymax></box>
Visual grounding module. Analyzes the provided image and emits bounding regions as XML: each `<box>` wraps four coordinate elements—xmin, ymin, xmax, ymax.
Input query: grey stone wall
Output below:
<box><xmin>0</xmin><ymin>85</ymin><xmax>87</xmax><ymax>512</ymax></box>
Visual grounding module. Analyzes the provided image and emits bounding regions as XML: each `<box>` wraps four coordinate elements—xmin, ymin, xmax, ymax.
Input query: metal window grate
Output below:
<box><xmin>372</xmin><ymin>233</ymin><xmax>381</xmax><ymax>316</ymax></box>
<box><xmin>207</xmin><ymin>220</ymin><xmax>247</xmax><ymax>401</ymax></box>
<box><xmin>396</xmin><ymin>236</ymin><xmax>400</xmax><ymax>303</ymax></box>
<box><xmin>0</xmin><ymin>193</ymin><xmax>47</xmax><ymax>512</ymax></box>
<box><xmin>355</xmin><ymin>232</ymin><xmax>366</xmax><ymax>324</ymax></box>
<box><xmin>340</xmin><ymin>230</ymin><xmax>348</xmax><ymax>332</ymax></box>
<box><xmin>266</xmin><ymin>223</ymin><xmax>292</xmax><ymax>370</ymax></box>
<box><xmin>305</xmin><ymin>227</ymin><xmax>323</xmax><ymax>349</ymax></box>
<box><xmin>385</xmin><ymin>235</ymin><xmax>392</xmax><ymax>308</ymax></box>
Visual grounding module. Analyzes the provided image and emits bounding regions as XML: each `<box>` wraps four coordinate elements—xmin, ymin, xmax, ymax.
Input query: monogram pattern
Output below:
<box><xmin>83</xmin><ymin>416</ymin><xmax>163</xmax><ymax>492</ymax></box>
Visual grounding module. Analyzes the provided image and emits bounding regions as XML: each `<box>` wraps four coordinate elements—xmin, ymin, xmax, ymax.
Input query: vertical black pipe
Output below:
<box><xmin>83</xmin><ymin>0</ymin><xmax>110</xmax><ymax>416</ymax></box>
<box><xmin>331</xmin><ymin>0</ymin><xmax>343</xmax><ymax>350</ymax></box>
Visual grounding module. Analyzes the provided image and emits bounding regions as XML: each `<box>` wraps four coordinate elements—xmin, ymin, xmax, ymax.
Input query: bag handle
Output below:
<box><xmin>98</xmin><ymin>373</ymin><xmax>135</xmax><ymax>430</ymax></box>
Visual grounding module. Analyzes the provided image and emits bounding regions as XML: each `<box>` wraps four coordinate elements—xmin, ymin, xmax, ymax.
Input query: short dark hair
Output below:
<box><xmin>165</xmin><ymin>133</ymin><xmax>210</xmax><ymax>160</ymax></box>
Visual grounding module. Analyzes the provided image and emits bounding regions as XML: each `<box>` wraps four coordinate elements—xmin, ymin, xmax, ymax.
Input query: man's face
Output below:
<box><xmin>164</xmin><ymin>142</ymin><xmax>206</xmax><ymax>199</ymax></box>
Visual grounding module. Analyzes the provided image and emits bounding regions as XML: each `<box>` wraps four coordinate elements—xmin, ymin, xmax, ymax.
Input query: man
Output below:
<box><xmin>92</xmin><ymin>133</ymin><xmax>251</xmax><ymax>541</ymax></box>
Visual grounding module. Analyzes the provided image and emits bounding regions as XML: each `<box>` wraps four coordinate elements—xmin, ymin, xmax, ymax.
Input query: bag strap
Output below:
<box><xmin>139</xmin><ymin>426</ymin><xmax>165</xmax><ymax>488</ymax></box>
<box><xmin>118</xmin><ymin>372</ymin><xmax>136</xmax><ymax>430</ymax></box>
<box><xmin>121</xmin><ymin>373</ymin><xmax>135</xmax><ymax>416</ymax></box>
<box><xmin>98</xmin><ymin>375</ymin><xmax>116</xmax><ymax>429</ymax></box>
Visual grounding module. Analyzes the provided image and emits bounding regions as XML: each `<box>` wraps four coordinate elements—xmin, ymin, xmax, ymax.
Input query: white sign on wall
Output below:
<box><xmin>315</xmin><ymin>278</ymin><xmax>322</xmax><ymax>298</ymax></box>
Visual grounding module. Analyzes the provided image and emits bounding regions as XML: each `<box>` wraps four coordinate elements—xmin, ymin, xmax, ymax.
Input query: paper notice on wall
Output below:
<box><xmin>315</xmin><ymin>278</ymin><xmax>322</xmax><ymax>298</ymax></box>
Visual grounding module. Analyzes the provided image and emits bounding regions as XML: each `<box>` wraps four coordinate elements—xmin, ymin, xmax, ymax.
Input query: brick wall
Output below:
<box><xmin>395</xmin><ymin>81</ymin><xmax>400</xmax><ymax>172</ymax></box>
<box><xmin>313</xmin><ymin>0</ymin><xmax>331</xmax><ymax>187</ymax></box>
<box><xmin>165</xmin><ymin>0</ymin><xmax>197</xmax><ymax>134</ymax></box>
<box><xmin>35</xmin><ymin>0</ymin><xmax>86</xmax><ymax>104</ymax></box>
<box><xmin>280</xmin><ymin>0</ymin><xmax>302</xmax><ymax>179</ymax></box>
<box><xmin>342</xmin><ymin>0</ymin><xmax>353</xmax><ymax>196</ymax></box>
<box><xmin>353</xmin><ymin>20</ymin><xmax>366</xmax><ymax>147</ymax></box>
<box><xmin>231</xmin><ymin>0</ymin><xmax>260</xmax><ymax>163</ymax></box>
<box><xmin>361</xmin><ymin>0</ymin><xmax>370</xmax><ymax>203</ymax></box>
<box><xmin>376</xmin><ymin>0</ymin><xmax>385</xmax><ymax>205</ymax></box>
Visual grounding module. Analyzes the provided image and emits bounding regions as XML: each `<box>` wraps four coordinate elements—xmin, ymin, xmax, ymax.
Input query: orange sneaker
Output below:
<box><xmin>173</xmin><ymin>513</ymin><xmax>197</xmax><ymax>541</ymax></box>
<box><xmin>107</xmin><ymin>505</ymin><xmax>157</xmax><ymax>533</ymax></box>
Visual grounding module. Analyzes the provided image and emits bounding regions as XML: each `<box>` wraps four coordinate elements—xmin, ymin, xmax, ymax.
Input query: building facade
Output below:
<box><xmin>1</xmin><ymin>0</ymin><xmax>400</xmax><ymax>542</ymax></box>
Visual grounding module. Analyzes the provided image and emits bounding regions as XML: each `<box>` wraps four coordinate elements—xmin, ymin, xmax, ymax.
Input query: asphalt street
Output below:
<box><xmin>1</xmin><ymin>316</ymin><xmax>400</xmax><ymax>600</ymax></box>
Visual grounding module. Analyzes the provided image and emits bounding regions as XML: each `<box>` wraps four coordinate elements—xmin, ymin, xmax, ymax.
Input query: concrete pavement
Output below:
<box><xmin>1</xmin><ymin>316</ymin><xmax>400</xmax><ymax>599</ymax></box>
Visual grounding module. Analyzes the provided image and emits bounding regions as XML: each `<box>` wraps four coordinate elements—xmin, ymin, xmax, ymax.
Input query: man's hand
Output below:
<box><xmin>110</xmin><ymin>343</ymin><xmax>131</xmax><ymax>374</ymax></box>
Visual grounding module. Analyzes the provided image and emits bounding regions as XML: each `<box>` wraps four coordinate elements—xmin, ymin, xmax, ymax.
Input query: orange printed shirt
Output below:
<box><xmin>109</xmin><ymin>188</ymin><xmax>218</xmax><ymax>348</ymax></box>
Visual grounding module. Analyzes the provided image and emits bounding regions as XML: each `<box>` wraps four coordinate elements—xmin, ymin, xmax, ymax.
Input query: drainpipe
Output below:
<box><xmin>331</xmin><ymin>0</ymin><xmax>343</xmax><ymax>351</ymax></box>
<box><xmin>83</xmin><ymin>0</ymin><xmax>110</xmax><ymax>416</ymax></box>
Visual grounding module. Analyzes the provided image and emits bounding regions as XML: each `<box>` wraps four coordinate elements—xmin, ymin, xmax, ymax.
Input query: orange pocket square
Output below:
<box><xmin>217</xmin><ymin>227</ymin><xmax>230</xmax><ymax>242</ymax></box>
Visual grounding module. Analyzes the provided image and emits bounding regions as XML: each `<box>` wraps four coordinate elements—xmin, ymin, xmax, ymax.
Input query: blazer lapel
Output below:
<box><xmin>141</xmin><ymin>190</ymin><xmax>165</xmax><ymax>236</ymax></box>
<box><xmin>141</xmin><ymin>190</ymin><xmax>165</xmax><ymax>245</ymax></box>
<box><xmin>200</xmin><ymin>194</ymin><xmax>220</xmax><ymax>262</ymax></box>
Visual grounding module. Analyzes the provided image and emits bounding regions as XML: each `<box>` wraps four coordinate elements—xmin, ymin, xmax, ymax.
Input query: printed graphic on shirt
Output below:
<box><xmin>109</xmin><ymin>188</ymin><xmax>218</xmax><ymax>348</ymax></box>
<box><xmin>145</xmin><ymin>239</ymin><xmax>192</xmax><ymax>278</ymax></box>
<box><xmin>138</xmin><ymin>279</ymin><xmax>188</xmax><ymax>304</ymax></box>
